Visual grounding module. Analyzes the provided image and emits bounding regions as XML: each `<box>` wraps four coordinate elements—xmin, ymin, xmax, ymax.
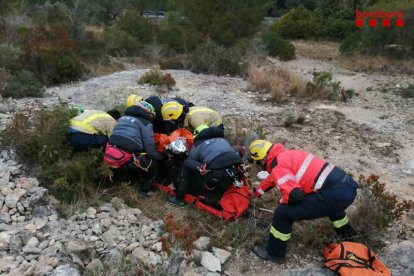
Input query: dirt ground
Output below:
<box><xmin>15</xmin><ymin>43</ymin><xmax>414</xmax><ymax>275</ymax></box>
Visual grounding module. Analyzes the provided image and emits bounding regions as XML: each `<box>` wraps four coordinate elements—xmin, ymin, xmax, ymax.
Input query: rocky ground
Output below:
<box><xmin>0</xmin><ymin>55</ymin><xmax>413</xmax><ymax>275</ymax></box>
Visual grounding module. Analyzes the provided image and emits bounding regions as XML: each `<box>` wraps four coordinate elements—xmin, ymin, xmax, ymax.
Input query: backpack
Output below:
<box><xmin>103</xmin><ymin>143</ymin><xmax>132</xmax><ymax>169</ymax></box>
<box><xmin>323</xmin><ymin>242</ymin><xmax>391</xmax><ymax>276</ymax></box>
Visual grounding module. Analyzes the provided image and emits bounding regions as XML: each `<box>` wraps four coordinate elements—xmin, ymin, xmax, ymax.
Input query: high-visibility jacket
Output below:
<box><xmin>70</xmin><ymin>110</ymin><xmax>116</xmax><ymax>136</ymax></box>
<box><xmin>184</xmin><ymin>106</ymin><xmax>222</xmax><ymax>131</ymax></box>
<box><xmin>255</xmin><ymin>144</ymin><xmax>334</xmax><ymax>204</ymax></box>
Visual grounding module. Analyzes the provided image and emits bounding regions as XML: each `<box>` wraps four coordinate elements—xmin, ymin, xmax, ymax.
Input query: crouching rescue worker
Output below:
<box><xmin>248</xmin><ymin>140</ymin><xmax>358</xmax><ymax>263</ymax></box>
<box><xmin>68</xmin><ymin>109</ymin><xmax>121</xmax><ymax>151</ymax></box>
<box><xmin>167</xmin><ymin>125</ymin><xmax>243</xmax><ymax>206</ymax></box>
<box><xmin>106</xmin><ymin>101</ymin><xmax>164</xmax><ymax>197</ymax></box>
<box><xmin>184</xmin><ymin>106</ymin><xmax>223</xmax><ymax>132</ymax></box>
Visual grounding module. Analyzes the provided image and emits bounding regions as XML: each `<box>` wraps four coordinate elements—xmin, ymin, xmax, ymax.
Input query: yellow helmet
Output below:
<box><xmin>248</xmin><ymin>140</ymin><xmax>272</xmax><ymax>161</ymax></box>
<box><xmin>161</xmin><ymin>101</ymin><xmax>184</xmax><ymax>121</ymax></box>
<box><xmin>194</xmin><ymin>124</ymin><xmax>209</xmax><ymax>137</ymax></box>
<box><xmin>126</xmin><ymin>94</ymin><xmax>143</xmax><ymax>107</ymax></box>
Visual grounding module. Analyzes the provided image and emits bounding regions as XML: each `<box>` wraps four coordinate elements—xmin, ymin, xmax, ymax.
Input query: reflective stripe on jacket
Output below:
<box><xmin>184</xmin><ymin>106</ymin><xmax>222</xmax><ymax>131</ymax></box>
<box><xmin>257</xmin><ymin>145</ymin><xmax>331</xmax><ymax>204</ymax></box>
<box><xmin>70</xmin><ymin>110</ymin><xmax>116</xmax><ymax>136</ymax></box>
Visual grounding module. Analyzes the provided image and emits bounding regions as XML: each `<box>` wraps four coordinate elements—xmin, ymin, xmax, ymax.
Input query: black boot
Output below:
<box><xmin>335</xmin><ymin>224</ymin><xmax>357</xmax><ymax>241</ymax></box>
<box><xmin>253</xmin><ymin>245</ymin><xmax>285</xmax><ymax>264</ymax></box>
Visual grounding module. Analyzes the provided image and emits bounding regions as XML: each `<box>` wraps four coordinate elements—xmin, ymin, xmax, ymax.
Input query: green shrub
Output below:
<box><xmin>0</xmin><ymin>106</ymin><xmax>111</xmax><ymax>203</ymax></box>
<box><xmin>138</xmin><ymin>68</ymin><xmax>176</xmax><ymax>90</ymax></box>
<box><xmin>401</xmin><ymin>84</ymin><xmax>414</xmax><ymax>98</ymax></box>
<box><xmin>306</xmin><ymin>72</ymin><xmax>343</xmax><ymax>100</ymax></box>
<box><xmin>173</xmin><ymin>0</ymin><xmax>272</xmax><ymax>47</ymax></box>
<box><xmin>261</xmin><ymin>31</ymin><xmax>295</xmax><ymax>61</ymax></box>
<box><xmin>351</xmin><ymin>175</ymin><xmax>414</xmax><ymax>247</ymax></box>
<box><xmin>189</xmin><ymin>39</ymin><xmax>245</xmax><ymax>76</ymax></box>
<box><xmin>0</xmin><ymin>44</ymin><xmax>24</xmax><ymax>72</ymax></box>
<box><xmin>1</xmin><ymin>106</ymin><xmax>74</xmax><ymax>167</ymax></box>
<box><xmin>104</xmin><ymin>27</ymin><xmax>143</xmax><ymax>56</ymax></box>
<box><xmin>2</xmin><ymin>70</ymin><xmax>44</xmax><ymax>98</ymax></box>
<box><xmin>273</xmin><ymin>6</ymin><xmax>323</xmax><ymax>39</ymax></box>
<box><xmin>159</xmin><ymin>56</ymin><xmax>186</xmax><ymax>70</ymax></box>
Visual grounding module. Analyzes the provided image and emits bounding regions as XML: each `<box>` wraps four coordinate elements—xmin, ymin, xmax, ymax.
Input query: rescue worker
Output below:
<box><xmin>248</xmin><ymin>140</ymin><xmax>358</xmax><ymax>263</ymax></box>
<box><xmin>68</xmin><ymin>109</ymin><xmax>121</xmax><ymax>151</ymax></box>
<box><xmin>126</xmin><ymin>94</ymin><xmax>143</xmax><ymax>108</ymax></box>
<box><xmin>168</xmin><ymin>125</ymin><xmax>243</xmax><ymax>206</ymax></box>
<box><xmin>161</xmin><ymin>103</ymin><xmax>222</xmax><ymax>135</ymax></box>
<box><xmin>108</xmin><ymin>101</ymin><xmax>164</xmax><ymax>196</ymax></box>
<box><xmin>160</xmin><ymin>98</ymin><xmax>191</xmax><ymax>135</ymax></box>
<box><xmin>184</xmin><ymin>106</ymin><xmax>223</xmax><ymax>132</ymax></box>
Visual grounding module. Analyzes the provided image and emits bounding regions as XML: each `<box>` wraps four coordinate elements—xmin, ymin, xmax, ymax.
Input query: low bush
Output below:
<box><xmin>306</xmin><ymin>71</ymin><xmax>343</xmax><ymax>100</ymax></box>
<box><xmin>261</xmin><ymin>31</ymin><xmax>295</xmax><ymax>61</ymax></box>
<box><xmin>1</xmin><ymin>70</ymin><xmax>44</xmax><ymax>98</ymax></box>
<box><xmin>248</xmin><ymin>65</ymin><xmax>307</xmax><ymax>102</ymax></box>
<box><xmin>351</xmin><ymin>175</ymin><xmax>414</xmax><ymax>247</ymax></box>
<box><xmin>159</xmin><ymin>56</ymin><xmax>186</xmax><ymax>70</ymax></box>
<box><xmin>138</xmin><ymin>68</ymin><xmax>176</xmax><ymax>90</ymax></box>
<box><xmin>401</xmin><ymin>84</ymin><xmax>414</xmax><ymax>98</ymax></box>
<box><xmin>189</xmin><ymin>39</ymin><xmax>246</xmax><ymax>76</ymax></box>
<box><xmin>0</xmin><ymin>106</ymin><xmax>111</xmax><ymax>203</ymax></box>
<box><xmin>272</xmin><ymin>6</ymin><xmax>323</xmax><ymax>39</ymax></box>
<box><xmin>104</xmin><ymin>27</ymin><xmax>143</xmax><ymax>57</ymax></box>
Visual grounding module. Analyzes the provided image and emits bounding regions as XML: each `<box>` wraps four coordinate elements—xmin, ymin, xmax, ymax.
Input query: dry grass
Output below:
<box><xmin>293</xmin><ymin>40</ymin><xmax>340</xmax><ymax>61</ymax></box>
<box><xmin>338</xmin><ymin>54</ymin><xmax>414</xmax><ymax>74</ymax></box>
<box><xmin>248</xmin><ymin>65</ymin><xmax>307</xmax><ymax>102</ymax></box>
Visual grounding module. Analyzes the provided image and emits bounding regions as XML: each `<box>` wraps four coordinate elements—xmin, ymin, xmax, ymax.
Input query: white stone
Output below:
<box><xmin>201</xmin><ymin>251</ymin><xmax>221</xmax><ymax>272</ymax></box>
<box><xmin>0</xmin><ymin>231</ymin><xmax>11</xmax><ymax>246</ymax></box>
<box><xmin>15</xmin><ymin>177</ymin><xmax>39</xmax><ymax>190</ymax></box>
<box><xmin>51</xmin><ymin>265</ymin><xmax>80</xmax><ymax>276</ymax></box>
<box><xmin>85</xmin><ymin>259</ymin><xmax>104</xmax><ymax>272</ymax></box>
<box><xmin>150</xmin><ymin>242</ymin><xmax>162</xmax><ymax>252</ymax></box>
<box><xmin>0</xmin><ymin>256</ymin><xmax>15</xmax><ymax>272</ymax></box>
<box><xmin>141</xmin><ymin>224</ymin><xmax>152</xmax><ymax>236</ymax></box>
<box><xmin>27</xmin><ymin>237</ymin><xmax>40</xmax><ymax>247</ymax></box>
<box><xmin>212</xmin><ymin>247</ymin><xmax>231</xmax><ymax>264</ymax></box>
<box><xmin>86</xmin><ymin>207</ymin><xmax>97</xmax><ymax>219</ymax></box>
<box><xmin>0</xmin><ymin>171</ymin><xmax>10</xmax><ymax>187</ymax></box>
<box><xmin>49</xmin><ymin>214</ymin><xmax>58</xmax><ymax>221</ymax></box>
<box><xmin>193</xmin><ymin>236</ymin><xmax>210</xmax><ymax>251</ymax></box>
<box><xmin>5</xmin><ymin>194</ymin><xmax>20</xmax><ymax>208</ymax></box>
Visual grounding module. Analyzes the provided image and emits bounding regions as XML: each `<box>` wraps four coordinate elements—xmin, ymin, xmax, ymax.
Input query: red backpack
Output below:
<box><xmin>103</xmin><ymin>144</ymin><xmax>132</xmax><ymax>169</ymax></box>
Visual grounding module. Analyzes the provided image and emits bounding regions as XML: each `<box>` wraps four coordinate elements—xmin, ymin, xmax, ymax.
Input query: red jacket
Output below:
<box><xmin>254</xmin><ymin>144</ymin><xmax>334</xmax><ymax>204</ymax></box>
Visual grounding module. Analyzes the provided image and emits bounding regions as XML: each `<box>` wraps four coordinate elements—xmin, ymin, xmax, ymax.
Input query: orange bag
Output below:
<box><xmin>154</xmin><ymin>128</ymin><xmax>194</xmax><ymax>152</ymax></box>
<box><xmin>323</xmin><ymin>242</ymin><xmax>391</xmax><ymax>276</ymax></box>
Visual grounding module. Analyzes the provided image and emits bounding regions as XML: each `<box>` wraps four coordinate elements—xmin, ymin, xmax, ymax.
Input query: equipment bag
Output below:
<box><xmin>103</xmin><ymin>143</ymin><xmax>132</xmax><ymax>169</ymax></box>
<box><xmin>323</xmin><ymin>241</ymin><xmax>391</xmax><ymax>276</ymax></box>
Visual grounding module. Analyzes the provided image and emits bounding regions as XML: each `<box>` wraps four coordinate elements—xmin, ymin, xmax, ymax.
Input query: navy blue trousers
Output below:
<box><xmin>267</xmin><ymin>169</ymin><xmax>358</xmax><ymax>258</ymax></box>
<box><xmin>68</xmin><ymin>132</ymin><xmax>108</xmax><ymax>152</ymax></box>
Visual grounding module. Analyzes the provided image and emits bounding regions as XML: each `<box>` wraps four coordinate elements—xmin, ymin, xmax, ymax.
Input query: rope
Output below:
<box><xmin>133</xmin><ymin>155</ymin><xmax>152</xmax><ymax>172</ymax></box>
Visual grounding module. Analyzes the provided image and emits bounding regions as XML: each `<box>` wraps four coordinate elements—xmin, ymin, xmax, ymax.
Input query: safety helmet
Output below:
<box><xmin>126</xmin><ymin>94</ymin><xmax>143</xmax><ymax>107</ymax></box>
<box><xmin>248</xmin><ymin>140</ymin><xmax>273</xmax><ymax>161</ymax></box>
<box><xmin>161</xmin><ymin>101</ymin><xmax>184</xmax><ymax>121</ymax></box>
<box><xmin>194</xmin><ymin>124</ymin><xmax>209</xmax><ymax>137</ymax></box>
<box><xmin>139</xmin><ymin>101</ymin><xmax>156</xmax><ymax>117</ymax></box>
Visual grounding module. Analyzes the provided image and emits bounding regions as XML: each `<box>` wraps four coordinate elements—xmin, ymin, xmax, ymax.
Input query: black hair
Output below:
<box><xmin>107</xmin><ymin>109</ymin><xmax>121</xmax><ymax>120</ymax></box>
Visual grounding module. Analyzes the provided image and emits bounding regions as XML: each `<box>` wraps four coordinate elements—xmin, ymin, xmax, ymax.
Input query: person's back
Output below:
<box><xmin>70</xmin><ymin>110</ymin><xmax>117</xmax><ymax>136</ymax></box>
<box><xmin>68</xmin><ymin>109</ymin><xmax>120</xmax><ymax>151</ymax></box>
<box><xmin>184</xmin><ymin>106</ymin><xmax>223</xmax><ymax>131</ymax></box>
<box><xmin>189</xmin><ymin>126</ymin><xmax>240</xmax><ymax>169</ymax></box>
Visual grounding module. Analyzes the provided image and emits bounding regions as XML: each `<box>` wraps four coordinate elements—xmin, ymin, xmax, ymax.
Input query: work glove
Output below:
<box><xmin>253</xmin><ymin>187</ymin><xmax>263</xmax><ymax>198</ymax></box>
<box><xmin>288</xmin><ymin>188</ymin><xmax>305</xmax><ymax>204</ymax></box>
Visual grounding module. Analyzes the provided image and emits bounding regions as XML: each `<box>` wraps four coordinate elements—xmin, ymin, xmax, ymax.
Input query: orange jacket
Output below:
<box><xmin>254</xmin><ymin>144</ymin><xmax>334</xmax><ymax>204</ymax></box>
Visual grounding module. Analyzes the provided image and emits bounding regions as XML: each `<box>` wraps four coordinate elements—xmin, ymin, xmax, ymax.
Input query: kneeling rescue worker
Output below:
<box><xmin>168</xmin><ymin>125</ymin><xmax>243</xmax><ymax>206</ymax></box>
<box><xmin>68</xmin><ymin>109</ymin><xmax>121</xmax><ymax>151</ymax></box>
<box><xmin>248</xmin><ymin>140</ymin><xmax>358</xmax><ymax>263</ymax></box>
